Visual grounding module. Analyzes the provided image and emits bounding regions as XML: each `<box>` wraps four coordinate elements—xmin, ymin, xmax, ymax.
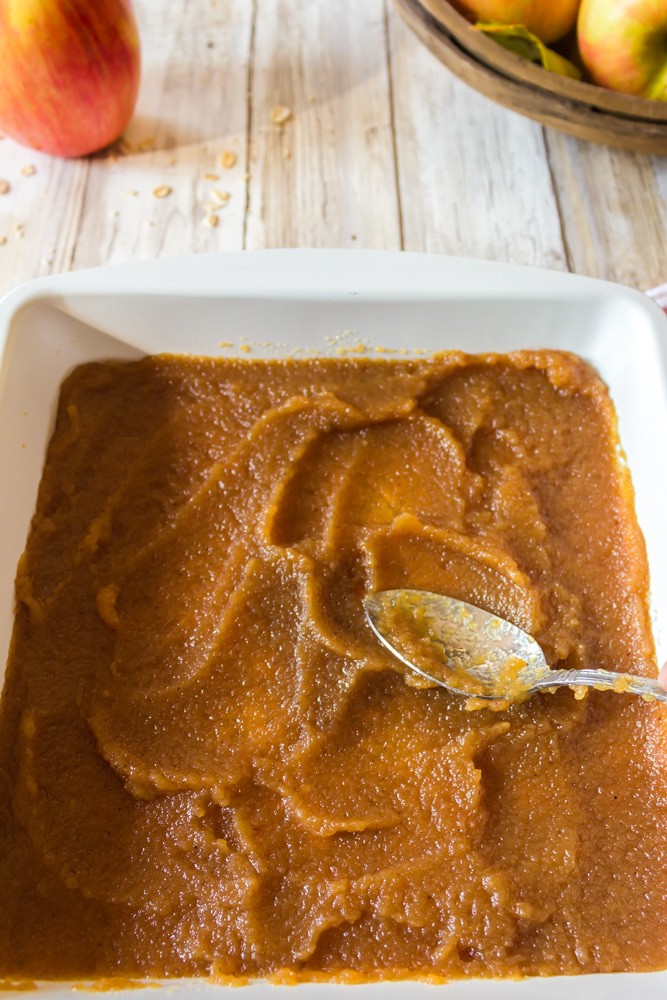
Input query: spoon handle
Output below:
<box><xmin>531</xmin><ymin>667</ymin><xmax>667</xmax><ymax>703</ymax></box>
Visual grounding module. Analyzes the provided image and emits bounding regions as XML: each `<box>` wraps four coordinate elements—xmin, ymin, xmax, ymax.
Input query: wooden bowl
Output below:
<box><xmin>394</xmin><ymin>0</ymin><xmax>667</xmax><ymax>154</ymax></box>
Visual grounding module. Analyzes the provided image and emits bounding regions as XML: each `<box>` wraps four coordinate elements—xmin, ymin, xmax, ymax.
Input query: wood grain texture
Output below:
<box><xmin>388</xmin><ymin>6</ymin><xmax>569</xmax><ymax>269</ymax></box>
<box><xmin>0</xmin><ymin>136</ymin><xmax>89</xmax><ymax>293</ymax></box>
<box><xmin>0</xmin><ymin>0</ymin><xmax>665</xmax><ymax>300</ymax></box>
<box><xmin>70</xmin><ymin>0</ymin><xmax>253</xmax><ymax>268</ymax></box>
<box><xmin>544</xmin><ymin>133</ymin><xmax>667</xmax><ymax>290</ymax></box>
<box><xmin>244</xmin><ymin>0</ymin><xmax>402</xmax><ymax>250</ymax></box>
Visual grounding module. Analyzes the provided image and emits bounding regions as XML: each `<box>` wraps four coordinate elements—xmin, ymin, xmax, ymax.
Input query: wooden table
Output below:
<box><xmin>0</xmin><ymin>0</ymin><xmax>665</xmax><ymax>298</ymax></box>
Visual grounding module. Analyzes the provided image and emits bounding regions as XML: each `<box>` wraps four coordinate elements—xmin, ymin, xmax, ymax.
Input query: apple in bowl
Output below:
<box><xmin>450</xmin><ymin>0</ymin><xmax>581</xmax><ymax>43</ymax></box>
<box><xmin>578</xmin><ymin>0</ymin><xmax>667</xmax><ymax>100</ymax></box>
<box><xmin>0</xmin><ymin>0</ymin><xmax>140</xmax><ymax>157</ymax></box>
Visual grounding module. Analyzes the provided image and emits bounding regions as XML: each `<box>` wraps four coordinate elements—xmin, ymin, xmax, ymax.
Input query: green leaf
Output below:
<box><xmin>475</xmin><ymin>21</ymin><xmax>582</xmax><ymax>80</ymax></box>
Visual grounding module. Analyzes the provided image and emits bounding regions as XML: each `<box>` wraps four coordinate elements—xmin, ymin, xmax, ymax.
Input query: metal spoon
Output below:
<box><xmin>364</xmin><ymin>589</ymin><xmax>667</xmax><ymax>705</ymax></box>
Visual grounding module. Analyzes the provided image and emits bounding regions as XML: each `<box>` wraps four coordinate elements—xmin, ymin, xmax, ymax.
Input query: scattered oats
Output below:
<box><xmin>220</xmin><ymin>150</ymin><xmax>237</xmax><ymax>169</ymax></box>
<box><xmin>0</xmin><ymin>179</ymin><xmax>10</xmax><ymax>194</ymax></box>
<box><xmin>152</xmin><ymin>184</ymin><xmax>172</xmax><ymax>198</ymax></box>
<box><xmin>0</xmin><ymin>236</ymin><xmax>7</xmax><ymax>246</ymax></box>
<box><xmin>270</xmin><ymin>105</ymin><xmax>292</xmax><ymax>126</ymax></box>
<box><xmin>350</xmin><ymin>344</ymin><xmax>366</xmax><ymax>353</ymax></box>
<box><xmin>240</xmin><ymin>344</ymin><xmax>252</xmax><ymax>353</ymax></box>
<box><xmin>244</xmin><ymin>172</ymin><xmax>250</xmax><ymax>181</ymax></box>
<box><xmin>204</xmin><ymin>201</ymin><xmax>221</xmax><ymax>213</ymax></box>
<box><xmin>123</xmin><ymin>189</ymin><xmax>139</xmax><ymax>196</ymax></box>
<box><xmin>218</xmin><ymin>341</ymin><xmax>234</xmax><ymax>348</ymax></box>
<box><xmin>282</xmin><ymin>146</ymin><xmax>292</xmax><ymax>160</ymax></box>
<box><xmin>13</xmin><ymin>222</ymin><xmax>25</xmax><ymax>237</ymax></box>
<box><xmin>204</xmin><ymin>172</ymin><xmax>220</xmax><ymax>181</ymax></box>
<box><xmin>20</xmin><ymin>164</ymin><xmax>36</xmax><ymax>176</ymax></box>
<box><xmin>205</xmin><ymin>213</ymin><xmax>219</xmax><ymax>228</ymax></box>
<box><xmin>213</xmin><ymin>189</ymin><xmax>230</xmax><ymax>204</ymax></box>
<box><xmin>138</xmin><ymin>136</ymin><xmax>156</xmax><ymax>152</ymax></box>
<box><xmin>119</xmin><ymin>139</ymin><xmax>136</xmax><ymax>155</ymax></box>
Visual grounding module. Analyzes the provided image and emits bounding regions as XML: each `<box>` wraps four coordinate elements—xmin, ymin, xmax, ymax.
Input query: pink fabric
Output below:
<box><xmin>647</xmin><ymin>284</ymin><xmax>667</xmax><ymax>314</ymax></box>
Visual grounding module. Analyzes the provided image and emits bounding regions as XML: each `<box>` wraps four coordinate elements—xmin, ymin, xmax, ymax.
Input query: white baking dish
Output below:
<box><xmin>0</xmin><ymin>250</ymin><xmax>666</xmax><ymax>1000</ymax></box>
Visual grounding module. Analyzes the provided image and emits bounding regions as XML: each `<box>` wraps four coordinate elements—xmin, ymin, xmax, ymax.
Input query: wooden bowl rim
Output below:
<box><xmin>395</xmin><ymin>0</ymin><xmax>667</xmax><ymax>153</ymax></box>
<box><xmin>417</xmin><ymin>0</ymin><xmax>667</xmax><ymax>123</ymax></box>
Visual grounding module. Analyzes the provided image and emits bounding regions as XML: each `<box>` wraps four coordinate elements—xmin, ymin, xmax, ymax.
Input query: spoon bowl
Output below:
<box><xmin>364</xmin><ymin>589</ymin><xmax>667</xmax><ymax>705</ymax></box>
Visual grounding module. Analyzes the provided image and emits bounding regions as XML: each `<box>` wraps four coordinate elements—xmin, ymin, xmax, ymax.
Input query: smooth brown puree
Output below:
<box><xmin>2</xmin><ymin>350</ymin><xmax>667</xmax><ymax>982</ymax></box>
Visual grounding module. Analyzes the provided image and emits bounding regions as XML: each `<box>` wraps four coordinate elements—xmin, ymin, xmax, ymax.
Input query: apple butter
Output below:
<box><xmin>1</xmin><ymin>350</ymin><xmax>667</xmax><ymax>981</ymax></box>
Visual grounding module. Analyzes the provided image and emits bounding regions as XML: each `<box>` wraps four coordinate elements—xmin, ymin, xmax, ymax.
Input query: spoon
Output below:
<box><xmin>364</xmin><ymin>589</ymin><xmax>667</xmax><ymax>705</ymax></box>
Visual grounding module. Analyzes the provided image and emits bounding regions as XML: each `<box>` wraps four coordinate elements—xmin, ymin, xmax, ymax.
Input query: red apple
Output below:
<box><xmin>0</xmin><ymin>0</ymin><xmax>141</xmax><ymax>157</ymax></box>
<box><xmin>450</xmin><ymin>0</ymin><xmax>581</xmax><ymax>44</ymax></box>
<box><xmin>578</xmin><ymin>0</ymin><xmax>667</xmax><ymax>99</ymax></box>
